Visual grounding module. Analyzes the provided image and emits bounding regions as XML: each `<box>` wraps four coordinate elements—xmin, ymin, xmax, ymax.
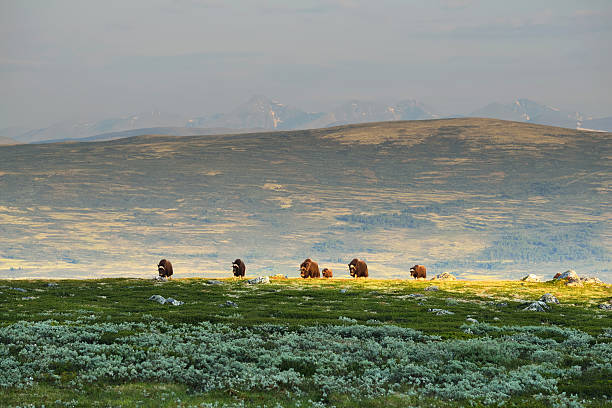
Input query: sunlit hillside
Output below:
<box><xmin>0</xmin><ymin>118</ymin><xmax>610</xmax><ymax>280</ymax></box>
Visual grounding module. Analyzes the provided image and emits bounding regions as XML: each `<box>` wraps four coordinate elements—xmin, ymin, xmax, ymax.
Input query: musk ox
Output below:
<box><xmin>322</xmin><ymin>268</ymin><xmax>333</xmax><ymax>278</ymax></box>
<box><xmin>410</xmin><ymin>264</ymin><xmax>427</xmax><ymax>279</ymax></box>
<box><xmin>157</xmin><ymin>259</ymin><xmax>173</xmax><ymax>279</ymax></box>
<box><xmin>348</xmin><ymin>258</ymin><xmax>368</xmax><ymax>278</ymax></box>
<box><xmin>300</xmin><ymin>258</ymin><xmax>320</xmax><ymax>278</ymax></box>
<box><xmin>232</xmin><ymin>259</ymin><xmax>246</xmax><ymax>277</ymax></box>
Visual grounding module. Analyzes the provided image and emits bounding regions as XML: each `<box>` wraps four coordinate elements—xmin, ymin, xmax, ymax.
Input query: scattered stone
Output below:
<box><xmin>581</xmin><ymin>276</ymin><xmax>604</xmax><ymax>285</ymax></box>
<box><xmin>565</xmin><ymin>277</ymin><xmax>583</xmax><ymax>287</ymax></box>
<box><xmin>539</xmin><ymin>293</ymin><xmax>559</xmax><ymax>304</ymax></box>
<box><xmin>21</xmin><ymin>296</ymin><xmax>37</xmax><ymax>300</ymax></box>
<box><xmin>165</xmin><ymin>298</ymin><xmax>184</xmax><ymax>306</ymax></box>
<box><xmin>46</xmin><ymin>283</ymin><xmax>58</xmax><ymax>287</ymax></box>
<box><xmin>523</xmin><ymin>301</ymin><xmax>550</xmax><ymax>312</ymax></box>
<box><xmin>247</xmin><ymin>276</ymin><xmax>270</xmax><ymax>285</ymax></box>
<box><xmin>521</xmin><ymin>274</ymin><xmax>542</xmax><ymax>282</ymax></box>
<box><xmin>428</xmin><ymin>308</ymin><xmax>454</xmax><ymax>315</ymax></box>
<box><xmin>149</xmin><ymin>295</ymin><xmax>166</xmax><ymax>304</ymax></box>
<box><xmin>496</xmin><ymin>302</ymin><xmax>508</xmax><ymax>307</ymax></box>
<box><xmin>408</xmin><ymin>293</ymin><xmax>425</xmax><ymax>298</ymax></box>
<box><xmin>154</xmin><ymin>276</ymin><xmax>168</xmax><ymax>282</ymax></box>
<box><xmin>493</xmin><ymin>317</ymin><xmax>500</xmax><ymax>321</ymax></box>
<box><xmin>148</xmin><ymin>295</ymin><xmax>184</xmax><ymax>306</ymax></box>
<box><xmin>431</xmin><ymin>272</ymin><xmax>456</xmax><ymax>281</ymax></box>
<box><xmin>598</xmin><ymin>303</ymin><xmax>612</xmax><ymax>311</ymax></box>
<box><xmin>270</xmin><ymin>274</ymin><xmax>288</xmax><ymax>279</ymax></box>
<box><xmin>220</xmin><ymin>300</ymin><xmax>238</xmax><ymax>308</ymax></box>
<box><xmin>466</xmin><ymin>318</ymin><xmax>479</xmax><ymax>324</ymax></box>
<box><xmin>11</xmin><ymin>287</ymin><xmax>27</xmax><ymax>293</ymax></box>
<box><xmin>205</xmin><ymin>280</ymin><xmax>223</xmax><ymax>285</ymax></box>
<box><xmin>424</xmin><ymin>285</ymin><xmax>439</xmax><ymax>291</ymax></box>
<box><xmin>339</xmin><ymin>289</ymin><xmax>347</xmax><ymax>294</ymax></box>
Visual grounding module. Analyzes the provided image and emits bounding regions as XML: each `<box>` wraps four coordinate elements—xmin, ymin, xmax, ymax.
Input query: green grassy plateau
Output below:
<box><xmin>0</xmin><ymin>278</ymin><xmax>610</xmax><ymax>407</ymax></box>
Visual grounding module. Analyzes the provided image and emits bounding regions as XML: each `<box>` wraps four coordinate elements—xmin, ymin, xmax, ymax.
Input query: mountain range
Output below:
<box><xmin>2</xmin><ymin>96</ymin><xmax>611</xmax><ymax>144</ymax></box>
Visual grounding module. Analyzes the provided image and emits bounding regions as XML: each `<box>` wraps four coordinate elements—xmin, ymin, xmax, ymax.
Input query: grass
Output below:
<box><xmin>0</xmin><ymin>278</ymin><xmax>610</xmax><ymax>407</ymax></box>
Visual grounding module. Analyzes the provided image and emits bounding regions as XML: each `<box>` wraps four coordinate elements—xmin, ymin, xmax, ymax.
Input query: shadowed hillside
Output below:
<box><xmin>0</xmin><ymin>118</ymin><xmax>610</xmax><ymax>280</ymax></box>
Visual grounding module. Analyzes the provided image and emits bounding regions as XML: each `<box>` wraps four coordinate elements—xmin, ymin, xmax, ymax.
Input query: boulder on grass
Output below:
<box><xmin>247</xmin><ymin>276</ymin><xmax>270</xmax><ymax>285</ymax></box>
<box><xmin>149</xmin><ymin>294</ymin><xmax>166</xmax><ymax>304</ymax></box>
<box><xmin>428</xmin><ymin>308</ymin><xmax>454</xmax><ymax>315</ymax></box>
<box><xmin>521</xmin><ymin>274</ymin><xmax>542</xmax><ymax>282</ymax></box>
<box><xmin>580</xmin><ymin>276</ymin><xmax>604</xmax><ymax>285</ymax></box>
<box><xmin>553</xmin><ymin>270</ymin><xmax>579</xmax><ymax>281</ymax></box>
<box><xmin>148</xmin><ymin>295</ymin><xmax>184</xmax><ymax>306</ymax></box>
<box><xmin>539</xmin><ymin>293</ymin><xmax>559</xmax><ymax>304</ymax></box>
<box><xmin>523</xmin><ymin>301</ymin><xmax>550</xmax><ymax>312</ymax></box>
<box><xmin>431</xmin><ymin>272</ymin><xmax>456</xmax><ymax>281</ymax></box>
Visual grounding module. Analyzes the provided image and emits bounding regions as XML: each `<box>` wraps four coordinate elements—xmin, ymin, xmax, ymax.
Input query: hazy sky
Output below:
<box><xmin>1</xmin><ymin>0</ymin><xmax>611</xmax><ymax>128</ymax></box>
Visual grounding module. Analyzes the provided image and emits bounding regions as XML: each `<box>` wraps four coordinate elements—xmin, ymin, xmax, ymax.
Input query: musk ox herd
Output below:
<box><xmin>157</xmin><ymin>257</ymin><xmax>428</xmax><ymax>280</ymax></box>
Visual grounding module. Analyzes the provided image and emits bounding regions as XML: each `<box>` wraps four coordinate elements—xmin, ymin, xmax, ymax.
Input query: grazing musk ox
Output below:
<box><xmin>348</xmin><ymin>258</ymin><xmax>368</xmax><ymax>278</ymax></box>
<box><xmin>300</xmin><ymin>258</ymin><xmax>320</xmax><ymax>278</ymax></box>
<box><xmin>157</xmin><ymin>259</ymin><xmax>173</xmax><ymax>279</ymax></box>
<box><xmin>410</xmin><ymin>264</ymin><xmax>427</xmax><ymax>279</ymax></box>
<box><xmin>232</xmin><ymin>259</ymin><xmax>246</xmax><ymax>277</ymax></box>
<box><xmin>322</xmin><ymin>268</ymin><xmax>333</xmax><ymax>278</ymax></box>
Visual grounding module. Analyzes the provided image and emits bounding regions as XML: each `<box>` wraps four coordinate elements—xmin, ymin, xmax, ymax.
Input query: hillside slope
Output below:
<box><xmin>0</xmin><ymin>118</ymin><xmax>610</xmax><ymax>280</ymax></box>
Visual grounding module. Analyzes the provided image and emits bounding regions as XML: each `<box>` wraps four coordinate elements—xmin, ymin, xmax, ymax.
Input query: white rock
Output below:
<box><xmin>431</xmin><ymin>272</ymin><xmax>456</xmax><ymax>281</ymax></box>
<box><xmin>554</xmin><ymin>270</ymin><xmax>579</xmax><ymax>281</ymax></box>
<box><xmin>424</xmin><ymin>285</ymin><xmax>439</xmax><ymax>291</ymax></box>
<box><xmin>580</xmin><ymin>276</ymin><xmax>604</xmax><ymax>284</ymax></box>
<box><xmin>428</xmin><ymin>308</ymin><xmax>454</xmax><ymax>315</ymax></box>
<box><xmin>523</xmin><ymin>301</ymin><xmax>550</xmax><ymax>312</ymax></box>
<box><xmin>148</xmin><ymin>294</ymin><xmax>183</xmax><ymax>306</ymax></box>
<box><xmin>247</xmin><ymin>276</ymin><xmax>270</xmax><ymax>285</ymax></box>
<box><xmin>206</xmin><ymin>280</ymin><xmax>223</xmax><ymax>285</ymax></box>
<box><xmin>220</xmin><ymin>300</ymin><xmax>238</xmax><ymax>308</ymax></box>
<box><xmin>521</xmin><ymin>274</ymin><xmax>541</xmax><ymax>282</ymax></box>
<box><xmin>466</xmin><ymin>318</ymin><xmax>479</xmax><ymax>324</ymax></box>
<box><xmin>149</xmin><ymin>295</ymin><xmax>166</xmax><ymax>304</ymax></box>
<box><xmin>539</xmin><ymin>293</ymin><xmax>559</xmax><ymax>304</ymax></box>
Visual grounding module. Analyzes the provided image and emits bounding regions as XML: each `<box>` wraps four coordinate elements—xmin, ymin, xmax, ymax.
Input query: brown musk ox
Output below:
<box><xmin>300</xmin><ymin>258</ymin><xmax>320</xmax><ymax>278</ymax></box>
<box><xmin>232</xmin><ymin>259</ymin><xmax>246</xmax><ymax>277</ymax></box>
<box><xmin>322</xmin><ymin>268</ymin><xmax>333</xmax><ymax>278</ymax></box>
<box><xmin>410</xmin><ymin>264</ymin><xmax>427</xmax><ymax>279</ymax></box>
<box><xmin>157</xmin><ymin>259</ymin><xmax>173</xmax><ymax>279</ymax></box>
<box><xmin>348</xmin><ymin>258</ymin><xmax>368</xmax><ymax>278</ymax></box>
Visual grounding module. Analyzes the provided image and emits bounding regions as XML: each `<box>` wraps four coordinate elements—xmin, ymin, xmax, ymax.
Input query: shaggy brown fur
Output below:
<box><xmin>409</xmin><ymin>264</ymin><xmax>427</xmax><ymax>279</ymax></box>
<box><xmin>322</xmin><ymin>268</ymin><xmax>333</xmax><ymax>278</ymax></box>
<box><xmin>300</xmin><ymin>258</ymin><xmax>320</xmax><ymax>278</ymax></box>
<box><xmin>157</xmin><ymin>259</ymin><xmax>173</xmax><ymax>278</ymax></box>
<box><xmin>232</xmin><ymin>259</ymin><xmax>246</xmax><ymax>277</ymax></box>
<box><xmin>348</xmin><ymin>258</ymin><xmax>368</xmax><ymax>278</ymax></box>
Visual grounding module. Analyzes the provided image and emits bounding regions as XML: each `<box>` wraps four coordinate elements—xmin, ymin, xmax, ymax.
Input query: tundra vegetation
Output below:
<box><xmin>0</xmin><ymin>278</ymin><xmax>610</xmax><ymax>407</ymax></box>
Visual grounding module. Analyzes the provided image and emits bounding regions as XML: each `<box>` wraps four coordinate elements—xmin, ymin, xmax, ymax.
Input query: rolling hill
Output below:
<box><xmin>0</xmin><ymin>118</ymin><xmax>610</xmax><ymax>280</ymax></box>
<box><xmin>34</xmin><ymin>126</ymin><xmax>252</xmax><ymax>144</ymax></box>
<box><xmin>0</xmin><ymin>136</ymin><xmax>18</xmax><ymax>145</ymax></box>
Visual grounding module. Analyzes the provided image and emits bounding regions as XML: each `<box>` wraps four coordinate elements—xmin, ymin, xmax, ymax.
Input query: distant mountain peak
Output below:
<box><xmin>471</xmin><ymin>98</ymin><xmax>584</xmax><ymax>129</ymax></box>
